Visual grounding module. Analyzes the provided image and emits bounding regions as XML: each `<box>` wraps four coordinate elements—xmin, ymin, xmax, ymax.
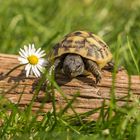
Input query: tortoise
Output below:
<box><xmin>49</xmin><ymin>31</ymin><xmax>114</xmax><ymax>84</ymax></box>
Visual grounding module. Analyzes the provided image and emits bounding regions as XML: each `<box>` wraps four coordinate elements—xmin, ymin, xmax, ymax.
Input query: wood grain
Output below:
<box><xmin>0</xmin><ymin>53</ymin><xmax>140</xmax><ymax>120</ymax></box>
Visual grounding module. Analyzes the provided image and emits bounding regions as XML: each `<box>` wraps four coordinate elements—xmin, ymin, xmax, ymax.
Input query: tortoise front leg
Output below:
<box><xmin>85</xmin><ymin>59</ymin><xmax>102</xmax><ymax>84</ymax></box>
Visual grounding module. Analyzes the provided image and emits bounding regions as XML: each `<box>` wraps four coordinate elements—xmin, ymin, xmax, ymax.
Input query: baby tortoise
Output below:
<box><xmin>49</xmin><ymin>31</ymin><xmax>114</xmax><ymax>84</ymax></box>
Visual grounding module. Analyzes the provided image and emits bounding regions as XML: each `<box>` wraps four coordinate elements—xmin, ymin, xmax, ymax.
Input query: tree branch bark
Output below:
<box><xmin>0</xmin><ymin>53</ymin><xmax>140</xmax><ymax>120</ymax></box>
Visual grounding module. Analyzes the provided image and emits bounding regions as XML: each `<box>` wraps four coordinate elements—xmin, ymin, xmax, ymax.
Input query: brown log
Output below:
<box><xmin>0</xmin><ymin>53</ymin><xmax>140</xmax><ymax>120</ymax></box>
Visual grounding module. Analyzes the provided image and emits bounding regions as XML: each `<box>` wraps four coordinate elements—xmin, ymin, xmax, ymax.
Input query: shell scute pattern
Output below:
<box><xmin>52</xmin><ymin>31</ymin><xmax>112</xmax><ymax>68</ymax></box>
<box><xmin>67</xmin><ymin>31</ymin><xmax>90</xmax><ymax>38</ymax></box>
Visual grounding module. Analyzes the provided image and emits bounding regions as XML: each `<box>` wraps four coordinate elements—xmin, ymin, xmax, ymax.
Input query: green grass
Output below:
<box><xmin>0</xmin><ymin>0</ymin><xmax>140</xmax><ymax>139</ymax></box>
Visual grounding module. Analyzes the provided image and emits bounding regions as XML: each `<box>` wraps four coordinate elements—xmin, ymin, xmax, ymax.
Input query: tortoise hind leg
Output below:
<box><xmin>85</xmin><ymin>59</ymin><xmax>102</xmax><ymax>84</ymax></box>
<box><xmin>103</xmin><ymin>60</ymin><xmax>124</xmax><ymax>72</ymax></box>
<box><xmin>103</xmin><ymin>60</ymin><xmax>115</xmax><ymax>71</ymax></box>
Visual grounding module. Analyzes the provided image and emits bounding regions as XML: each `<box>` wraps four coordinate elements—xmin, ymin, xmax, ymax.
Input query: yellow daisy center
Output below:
<box><xmin>27</xmin><ymin>55</ymin><xmax>39</xmax><ymax>65</ymax></box>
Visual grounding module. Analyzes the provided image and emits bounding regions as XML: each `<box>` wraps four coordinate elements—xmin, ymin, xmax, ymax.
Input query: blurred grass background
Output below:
<box><xmin>0</xmin><ymin>0</ymin><xmax>140</xmax><ymax>74</ymax></box>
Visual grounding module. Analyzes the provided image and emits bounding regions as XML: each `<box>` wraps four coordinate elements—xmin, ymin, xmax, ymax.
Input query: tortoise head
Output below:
<box><xmin>63</xmin><ymin>54</ymin><xmax>85</xmax><ymax>78</ymax></box>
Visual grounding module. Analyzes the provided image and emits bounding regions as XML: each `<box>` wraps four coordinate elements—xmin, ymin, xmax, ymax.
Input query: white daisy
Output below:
<box><xmin>18</xmin><ymin>44</ymin><xmax>47</xmax><ymax>77</ymax></box>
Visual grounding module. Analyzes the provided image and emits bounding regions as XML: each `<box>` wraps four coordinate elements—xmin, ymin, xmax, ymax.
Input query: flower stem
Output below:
<box><xmin>4</xmin><ymin>64</ymin><xmax>25</xmax><ymax>76</ymax></box>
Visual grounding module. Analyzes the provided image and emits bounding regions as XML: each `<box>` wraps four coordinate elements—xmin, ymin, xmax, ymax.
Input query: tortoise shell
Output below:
<box><xmin>51</xmin><ymin>31</ymin><xmax>112</xmax><ymax>69</ymax></box>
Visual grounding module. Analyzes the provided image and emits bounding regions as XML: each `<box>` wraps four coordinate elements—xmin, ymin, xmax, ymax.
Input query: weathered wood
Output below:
<box><xmin>0</xmin><ymin>53</ymin><xmax>140</xmax><ymax>120</ymax></box>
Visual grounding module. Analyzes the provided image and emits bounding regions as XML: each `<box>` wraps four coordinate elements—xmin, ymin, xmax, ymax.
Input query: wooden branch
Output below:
<box><xmin>0</xmin><ymin>53</ymin><xmax>140</xmax><ymax>120</ymax></box>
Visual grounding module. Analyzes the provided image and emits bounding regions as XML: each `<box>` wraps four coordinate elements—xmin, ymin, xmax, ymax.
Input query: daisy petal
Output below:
<box><xmin>38</xmin><ymin>58</ymin><xmax>46</xmax><ymax>65</ymax></box>
<box><xmin>37</xmin><ymin>50</ymin><xmax>46</xmax><ymax>57</ymax></box>
<box><xmin>32</xmin><ymin>65</ymin><xmax>40</xmax><ymax>77</ymax></box>
<box><xmin>18</xmin><ymin>57</ymin><xmax>28</xmax><ymax>64</ymax></box>
<box><xmin>25</xmin><ymin>63</ymin><xmax>31</xmax><ymax>71</ymax></box>
<box><xmin>24</xmin><ymin>45</ymin><xmax>29</xmax><ymax>55</ymax></box>
<box><xmin>31</xmin><ymin>44</ymin><xmax>36</xmax><ymax>53</ymax></box>
<box><xmin>35</xmin><ymin>66</ymin><xmax>41</xmax><ymax>77</ymax></box>
<box><xmin>25</xmin><ymin>64</ymin><xmax>31</xmax><ymax>77</ymax></box>
<box><xmin>39</xmin><ymin>53</ymin><xmax>46</xmax><ymax>58</ymax></box>
<box><xmin>19</xmin><ymin>48</ymin><xmax>28</xmax><ymax>58</ymax></box>
<box><xmin>36</xmin><ymin>64</ymin><xmax>45</xmax><ymax>72</ymax></box>
<box><xmin>36</xmin><ymin>48</ymin><xmax>41</xmax><ymax>54</ymax></box>
<box><xmin>19</xmin><ymin>51</ymin><xmax>26</xmax><ymax>58</ymax></box>
<box><xmin>28</xmin><ymin>44</ymin><xmax>32</xmax><ymax>55</ymax></box>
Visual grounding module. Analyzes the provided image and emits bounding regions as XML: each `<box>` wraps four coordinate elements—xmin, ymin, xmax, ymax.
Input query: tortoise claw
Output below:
<box><xmin>96</xmin><ymin>75</ymin><xmax>102</xmax><ymax>84</ymax></box>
